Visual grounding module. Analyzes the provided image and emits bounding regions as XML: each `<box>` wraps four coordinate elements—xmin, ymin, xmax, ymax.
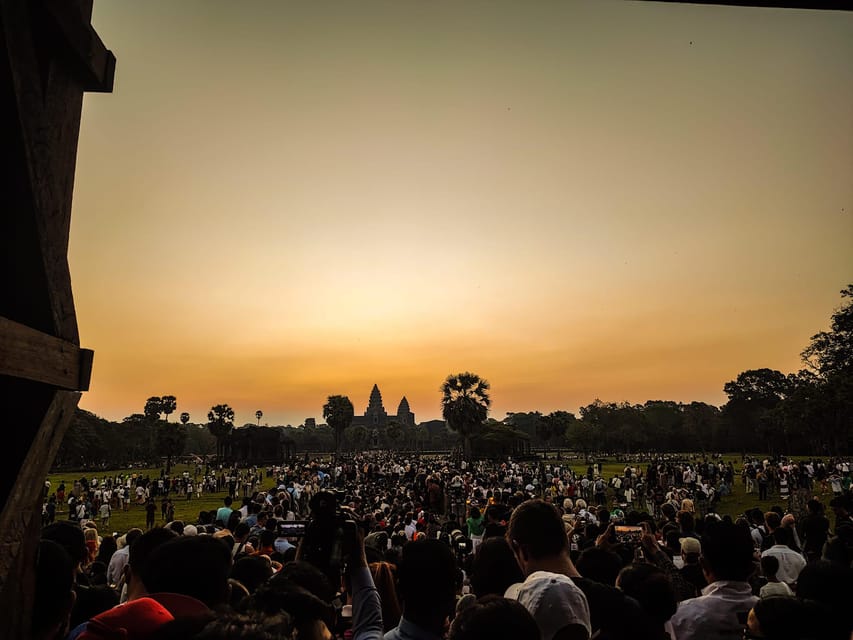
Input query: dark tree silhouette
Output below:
<box><xmin>323</xmin><ymin>395</ymin><xmax>354</xmax><ymax>454</ymax></box>
<box><xmin>207</xmin><ymin>404</ymin><xmax>235</xmax><ymax>459</ymax></box>
<box><xmin>256</xmin><ymin>409</ymin><xmax>263</xmax><ymax>426</ymax></box>
<box><xmin>441</xmin><ymin>372</ymin><xmax>491</xmax><ymax>461</ymax></box>
<box><xmin>180</xmin><ymin>412</ymin><xmax>190</xmax><ymax>425</ymax></box>
<box><xmin>160</xmin><ymin>395</ymin><xmax>177</xmax><ymax>421</ymax></box>
<box><xmin>144</xmin><ymin>396</ymin><xmax>162</xmax><ymax>420</ymax></box>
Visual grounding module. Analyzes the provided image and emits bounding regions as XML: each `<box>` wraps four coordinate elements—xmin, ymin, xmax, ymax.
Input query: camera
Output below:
<box><xmin>449</xmin><ymin>529</ymin><xmax>473</xmax><ymax>555</ymax></box>
<box><xmin>300</xmin><ymin>490</ymin><xmax>357</xmax><ymax>585</ymax></box>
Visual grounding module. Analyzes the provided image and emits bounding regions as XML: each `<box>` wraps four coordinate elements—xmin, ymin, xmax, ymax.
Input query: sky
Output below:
<box><xmin>70</xmin><ymin>1</ymin><xmax>853</xmax><ymax>427</ymax></box>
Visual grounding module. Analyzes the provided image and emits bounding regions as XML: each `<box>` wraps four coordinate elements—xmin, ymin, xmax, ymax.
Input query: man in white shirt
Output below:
<box><xmin>760</xmin><ymin>528</ymin><xmax>806</xmax><ymax>586</ymax></box>
<box><xmin>670</xmin><ymin>521</ymin><xmax>758</xmax><ymax>640</ymax></box>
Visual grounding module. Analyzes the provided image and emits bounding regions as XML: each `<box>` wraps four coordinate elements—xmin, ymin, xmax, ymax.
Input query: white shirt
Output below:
<box><xmin>670</xmin><ymin>581</ymin><xmax>758</xmax><ymax>640</ymax></box>
<box><xmin>761</xmin><ymin>545</ymin><xmax>806</xmax><ymax>585</ymax></box>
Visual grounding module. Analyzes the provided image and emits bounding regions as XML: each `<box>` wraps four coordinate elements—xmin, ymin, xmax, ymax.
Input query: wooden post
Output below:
<box><xmin>0</xmin><ymin>0</ymin><xmax>114</xmax><ymax>637</ymax></box>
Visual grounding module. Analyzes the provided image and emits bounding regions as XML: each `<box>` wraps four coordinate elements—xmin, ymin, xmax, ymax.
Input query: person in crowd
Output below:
<box><xmin>616</xmin><ymin>563</ymin><xmax>677</xmax><ymax>640</ymax></box>
<box><xmin>799</xmin><ymin>498</ymin><xmax>830</xmax><ymax>563</ymax></box>
<box><xmin>32</xmin><ymin>540</ymin><xmax>77</xmax><ymax>640</ymax></box>
<box><xmin>505</xmin><ymin>499</ymin><xmax>591</xmax><ymax>640</ymax></box>
<box><xmin>758</xmin><ymin>556</ymin><xmax>793</xmax><ymax>599</ymax></box>
<box><xmin>448</xmin><ymin>595</ymin><xmax>540</xmax><ymax>640</ymax></box>
<box><xmin>384</xmin><ymin>539</ymin><xmax>458</xmax><ymax>640</ymax></box>
<box><xmin>106</xmin><ymin>528</ymin><xmax>142</xmax><ymax>587</ymax></box>
<box><xmin>669</xmin><ymin>520</ymin><xmax>758</xmax><ymax>640</ymax></box>
<box><xmin>677</xmin><ymin>537</ymin><xmax>706</xmax><ymax>595</ymax></box>
<box><xmin>469</xmin><ymin>536</ymin><xmax>524</xmax><ymax>598</ymax></box>
<box><xmin>760</xmin><ymin>528</ymin><xmax>805</xmax><ymax>587</ymax></box>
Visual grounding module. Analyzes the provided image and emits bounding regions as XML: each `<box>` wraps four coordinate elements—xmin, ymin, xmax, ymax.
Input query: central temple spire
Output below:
<box><xmin>367</xmin><ymin>383</ymin><xmax>385</xmax><ymax>413</ymax></box>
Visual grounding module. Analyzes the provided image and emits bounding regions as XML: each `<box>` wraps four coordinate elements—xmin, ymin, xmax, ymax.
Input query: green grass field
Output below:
<box><xmin>47</xmin><ymin>455</ymin><xmax>837</xmax><ymax>536</ymax></box>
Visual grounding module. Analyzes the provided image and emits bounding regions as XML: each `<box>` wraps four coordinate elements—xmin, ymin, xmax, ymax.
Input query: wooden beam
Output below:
<box><xmin>0</xmin><ymin>316</ymin><xmax>93</xmax><ymax>390</ymax></box>
<box><xmin>0</xmin><ymin>390</ymin><xmax>81</xmax><ymax>640</ymax></box>
<box><xmin>43</xmin><ymin>0</ymin><xmax>116</xmax><ymax>92</ymax></box>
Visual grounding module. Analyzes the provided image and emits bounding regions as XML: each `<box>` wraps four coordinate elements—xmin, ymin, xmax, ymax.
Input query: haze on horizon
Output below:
<box><xmin>69</xmin><ymin>1</ymin><xmax>853</xmax><ymax>427</ymax></box>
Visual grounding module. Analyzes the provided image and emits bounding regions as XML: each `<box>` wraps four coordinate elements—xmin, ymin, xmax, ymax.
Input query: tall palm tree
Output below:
<box><xmin>207</xmin><ymin>404</ymin><xmax>235</xmax><ymax>459</ymax></box>
<box><xmin>180</xmin><ymin>412</ymin><xmax>190</xmax><ymax>425</ymax></box>
<box><xmin>441</xmin><ymin>372</ymin><xmax>490</xmax><ymax>461</ymax></box>
<box><xmin>323</xmin><ymin>395</ymin><xmax>354</xmax><ymax>454</ymax></box>
<box><xmin>160</xmin><ymin>395</ymin><xmax>177</xmax><ymax>421</ymax></box>
<box><xmin>256</xmin><ymin>409</ymin><xmax>263</xmax><ymax>426</ymax></box>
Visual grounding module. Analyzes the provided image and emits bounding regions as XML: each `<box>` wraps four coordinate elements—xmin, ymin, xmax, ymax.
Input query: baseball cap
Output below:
<box><xmin>507</xmin><ymin>571</ymin><xmax>591</xmax><ymax>640</ymax></box>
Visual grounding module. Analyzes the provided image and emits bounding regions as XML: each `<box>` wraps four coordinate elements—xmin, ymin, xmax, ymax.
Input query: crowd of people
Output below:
<box><xmin>35</xmin><ymin>452</ymin><xmax>852</xmax><ymax>640</ymax></box>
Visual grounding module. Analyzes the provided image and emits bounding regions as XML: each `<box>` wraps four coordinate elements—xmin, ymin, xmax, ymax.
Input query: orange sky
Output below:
<box><xmin>70</xmin><ymin>1</ymin><xmax>853</xmax><ymax>426</ymax></box>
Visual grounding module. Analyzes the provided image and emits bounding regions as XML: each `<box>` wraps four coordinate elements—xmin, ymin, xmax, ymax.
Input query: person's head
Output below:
<box><xmin>772</xmin><ymin>526</ymin><xmax>793</xmax><ymax>548</ymax></box>
<box><xmin>760</xmin><ymin>554</ymin><xmax>780</xmax><ymax>580</ymax></box>
<box><xmin>469</xmin><ymin>537</ymin><xmax>524</xmax><ymax>598</ymax></box>
<box><xmin>234</xmin><ymin>522</ymin><xmax>251</xmax><ymax>542</ymax></box>
<box><xmin>232</xmin><ymin>556</ymin><xmax>274</xmax><ymax>595</ymax></box>
<box><xmin>276</xmin><ymin>561</ymin><xmax>336</xmax><ymax>604</ymax></box>
<box><xmin>144</xmin><ymin>536</ymin><xmax>232</xmax><ymax>608</ymax></box>
<box><xmin>506</xmin><ymin>500</ymin><xmax>567</xmax><ymax>572</ymax></box>
<box><xmin>448</xmin><ymin>595</ymin><xmax>539</xmax><ymax>640</ymax></box>
<box><xmin>764</xmin><ymin>511</ymin><xmax>781</xmax><ymax>532</ymax></box>
<box><xmin>680</xmin><ymin>537</ymin><xmax>701</xmax><ymax>564</ymax></box>
<box><xmin>369</xmin><ymin>562</ymin><xmax>402</xmax><ymax>632</ymax></box>
<box><xmin>32</xmin><ymin>540</ymin><xmax>77</xmax><ymax>640</ymax></box>
<box><xmin>677</xmin><ymin>511</ymin><xmax>695</xmax><ymax>533</ymax></box>
<box><xmin>41</xmin><ymin>521</ymin><xmax>87</xmax><ymax>570</ymax></box>
<box><xmin>746</xmin><ymin>597</ymin><xmax>808</xmax><ymax>639</ymax></box>
<box><xmin>258</xmin><ymin>529</ymin><xmax>277</xmax><ymax>551</ymax></box>
<box><xmin>469</xmin><ymin>506</ymin><xmax>481</xmax><ymax>520</ymax></box>
<box><xmin>576</xmin><ymin>548</ymin><xmax>623</xmax><ymax>586</ymax></box>
<box><xmin>616</xmin><ymin>563</ymin><xmax>677</xmax><ymax>628</ymax></box>
<box><xmin>660</xmin><ymin>503</ymin><xmax>676</xmax><ymax>521</ymax></box>
<box><xmin>224</xmin><ymin>496</ymin><xmax>233</xmax><ymax>507</ymax></box>
<box><xmin>700</xmin><ymin>521</ymin><xmax>755</xmax><ymax>583</ymax></box>
<box><xmin>247</xmin><ymin>576</ymin><xmax>333</xmax><ymax>640</ymax></box>
<box><xmin>397</xmin><ymin>539</ymin><xmax>457</xmax><ymax>631</ymax></box>
<box><xmin>96</xmin><ymin>535</ymin><xmax>117</xmax><ymax>564</ymax></box>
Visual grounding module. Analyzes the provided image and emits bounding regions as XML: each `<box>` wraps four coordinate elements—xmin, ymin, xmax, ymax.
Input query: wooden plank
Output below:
<box><xmin>0</xmin><ymin>390</ymin><xmax>81</xmax><ymax>640</ymax></box>
<box><xmin>0</xmin><ymin>315</ymin><xmax>92</xmax><ymax>390</ymax></box>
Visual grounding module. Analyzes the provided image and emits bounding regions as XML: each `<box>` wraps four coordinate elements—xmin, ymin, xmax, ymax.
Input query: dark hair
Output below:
<box><xmin>469</xmin><ymin>537</ymin><xmax>524</xmax><ymax>598</ymax></box>
<box><xmin>701</xmin><ymin>521</ymin><xmax>755</xmax><ymax>582</ymax></box>
<box><xmin>576</xmin><ymin>548</ymin><xmax>623</xmax><ymax>586</ymax></box>
<box><xmin>772</xmin><ymin>526</ymin><xmax>792</xmax><ymax>548</ymax></box>
<box><xmin>617</xmin><ymin>563</ymin><xmax>677</xmax><ymax>625</ymax></box>
<box><xmin>224</xmin><ymin>496</ymin><xmax>233</xmax><ymax>506</ymax></box>
<box><xmin>398</xmin><ymin>540</ymin><xmax>457</xmax><ymax>623</ymax></box>
<box><xmin>760</xmin><ymin>555</ymin><xmax>779</xmax><ymax>578</ymax></box>
<box><xmin>277</xmin><ymin>561</ymin><xmax>335</xmax><ymax>603</ymax></box>
<box><xmin>234</xmin><ymin>522</ymin><xmax>251</xmax><ymax>539</ymax></box>
<box><xmin>129</xmin><ymin>527</ymin><xmax>178</xmax><ymax>575</ymax></box>
<box><xmin>751</xmin><ymin>597</ymin><xmax>807</xmax><ymax>639</ymax></box>
<box><xmin>506</xmin><ymin>500</ymin><xmax>567</xmax><ymax>559</ymax></box>
<box><xmin>232</xmin><ymin>556</ymin><xmax>274</xmax><ymax>594</ymax></box>
<box><xmin>95</xmin><ymin>535</ymin><xmax>117</xmax><ymax>566</ymax></box>
<box><xmin>41</xmin><ymin>521</ymin><xmax>87</xmax><ymax>565</ymax></box>
<box><xmin>32</xmin><ymin>540</ymin><xmax>76</xmax><ymax>638</ymax></box>
<box><xmin>183</xmin><ymin>610</ymin><xmax>293</xmax><ymax>639</ymax></box>
<box><xmin>144</xmin><ymin>536</ymin><xmax>232</xmax><ymax>607</ymax></box>
<box><xmin>449</xmin><ymin>595</ymin><xmax>539</xmax><ymax>640</ymax></box>
<box><xmin>248</xmin><ymin>574</ymin><xmax>334</xmax><ymax>630</ymax></box>
<box><xmin>764</xmin><ymin>512</ymin><xmax>781</xmax><ymax>530</ymax></box>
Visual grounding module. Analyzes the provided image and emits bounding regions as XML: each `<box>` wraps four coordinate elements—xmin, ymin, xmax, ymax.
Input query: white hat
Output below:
<box><xmin>507</xmin><ymin>571</ymin><xmax>591</xmax><ymax>640</ymax></box>
<box><xmin>183</xmin><ymin>524</ymin><xmax>198</xmax><ymax>537</ymax></box>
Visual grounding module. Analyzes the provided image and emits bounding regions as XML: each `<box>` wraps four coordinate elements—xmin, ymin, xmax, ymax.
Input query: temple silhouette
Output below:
<box><xmin>351</xmin><ymin>384</ymin><xmax>415</xmax><ymax>428</ymax></box>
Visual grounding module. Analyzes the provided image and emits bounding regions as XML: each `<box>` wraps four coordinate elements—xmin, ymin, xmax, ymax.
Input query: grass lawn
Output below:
<box><xmin>47</xmin><ymin>464</ymin><xmax>231</xmax><ymax>535</ymax></box>
<box><xmin>48</xmin><ymin>455</ymin><xmax>838</xmax><ymax>536</ymax></box>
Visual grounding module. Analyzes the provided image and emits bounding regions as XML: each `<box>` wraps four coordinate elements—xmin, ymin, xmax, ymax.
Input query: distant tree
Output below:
<box><xmin>441</xmin><ymin>372</ymin><xmax>491</xmax><ymax>461</ymax></box>
<box><xmin>207</xmin><ymin>404</ymin><xmax>235</xmax><ymax>459</ymax></box>
<box><xmin>255</xmin><ymin>409</ymin><xmax>263</xmax><ymax>426</ymax></box>
<box><xmin>154</xmin><ymin>420</ymin><xmax>186</xmax><ymax>474</ymax></box>
<box><xmin>539</xmin><ymin>411</ymin><xmax>574</xmax><ymax>456</ymax></box>
<box><xmin>347</xmin><ymin>425</ymin><xmax>368</xmax><ymax>449</ymax></box>
<box><xmin>801</xmin><ymin>284</ymin><xmax>853</xmax><ymax>378</ymax></box>
<box><xmin>144</xmin><ymin>396</ymin><xmax>162</xmax><ymax>420</ymax></box>
<box><xmin>160</xmin><ymin>395</ymin><xmax>177</xmax><ymax>421</ymax></box>
<box><xmin>180</xmin><ymin>412</ymin><xmax>190</xmax><ymax>425</ymax></box>
<box><xmin>723</xmin><ymin>368</ymin><xmax>791</xmax><ymax>454</ymax></box>
<box><xmin>323</xmin><ymin>395</ymin><xmax>354</xmax><ymax>454</ymax></box>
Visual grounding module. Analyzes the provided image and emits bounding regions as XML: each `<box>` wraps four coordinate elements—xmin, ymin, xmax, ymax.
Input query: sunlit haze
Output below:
<box><xmin>70</xmin><ymin>1</ymin><xmax>853</xmax><ymax>426</ymax></box>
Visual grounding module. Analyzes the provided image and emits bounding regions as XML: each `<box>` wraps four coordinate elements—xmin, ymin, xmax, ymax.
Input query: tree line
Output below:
<box><xmin>56</xmin><ymin>284</ymin><xmax>852</xmax><ymax>467</ymax></box>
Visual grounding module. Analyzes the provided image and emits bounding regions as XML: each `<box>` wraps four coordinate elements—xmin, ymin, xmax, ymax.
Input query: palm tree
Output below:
<box><xmin>180</xmin><ymin>412</ymin><xmax>190</xmax><ymax>425</ymax></box>
<box><xmin>207</xmin><ymin>404</ymin><xmax>235</xmax><ymax>460</ymax></box>
<box><xmin>441</xmin><ymin>372</ymin><xmax>491</xmax><ymax>461</ymax></box>
<box><xmin>323</xmin><ymin>395</ymin><xmax>354</xmax><ymax>454</ymax></box>
<box><xmin>144</xmin><ymin>396</ymin><xmax>162</xmax><ymax>420</ymax></box>
<box><xmin>160</xmin><ymin>395</ymin><xmax>177</xmax><ymax>421</ymax></box>
<box><xmin>255</xmin><ymin>409</ymin><xmax>263</xmax><ymax>426</ymax></box>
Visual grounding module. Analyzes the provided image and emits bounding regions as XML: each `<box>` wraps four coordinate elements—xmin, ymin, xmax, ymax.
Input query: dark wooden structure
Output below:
<box><xmin>0</xmin><ymin>0</ymin><xmax>114</xmax><ymax>637</ymax></box>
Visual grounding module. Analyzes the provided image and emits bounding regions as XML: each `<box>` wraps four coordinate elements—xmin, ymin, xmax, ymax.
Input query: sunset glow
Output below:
<box><xmin>70</xmin><ymin>1</ymin><xmax>853</xmax><ymax>426</ymax></box>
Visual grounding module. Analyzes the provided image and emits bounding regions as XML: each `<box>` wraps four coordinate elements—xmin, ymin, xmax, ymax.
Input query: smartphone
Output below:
<box><xmin>614</xmin><ymin>525</ymin><xmax>643</xmax><ymax>544</ymax></box>
<box><xmin>278</xmin><ymin>520</ymin><xmax>309</xmax><ymax>537</ymax></box>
